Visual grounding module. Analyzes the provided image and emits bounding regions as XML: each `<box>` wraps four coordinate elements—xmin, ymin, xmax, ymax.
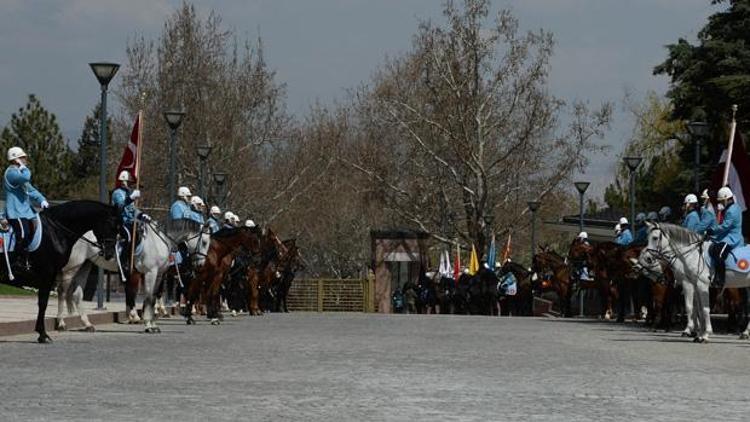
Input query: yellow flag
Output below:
<box><xmin>468</xmin><ymin>244</ymin><xmax>479</xmax><ymax>275</ymax></box>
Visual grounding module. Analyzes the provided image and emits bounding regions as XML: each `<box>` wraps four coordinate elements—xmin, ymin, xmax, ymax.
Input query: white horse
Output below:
<box><xmin>638</xmin><ymin>223</ymin><xmax>714</xmax><ymax>342</ymax></box>
<box><xmin>56</xmin><ymin>221</ymin><xmax>210</xmax><ymax>333</ymax></box>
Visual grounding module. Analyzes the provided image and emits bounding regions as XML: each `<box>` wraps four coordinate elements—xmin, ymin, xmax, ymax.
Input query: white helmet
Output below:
<box><xmin>231</xmin><ymin>214</ymin><xmax>240</xmax><ymax>224</ymax></box>
<box><xmin>118</xmin><ymin>170</ymin><xmax>131</xmax><ymax>182</ymax></box>
<box><xmin>178</xmin><ymin>187</ymin><xmax>192</xmax><ymax>198</ymax></box>
<box><xmin>210</xmin><ymin>205</ymin><xmax>221</xmax><ymax>216</ymax></box>
<box><xmin>577</xmin><ymin>231</ymin><xmax>588</xmax><ymax>240</ymax></box>
<box><xmin>718</xmin><ymin>186</ymin><xmax>734</xmax><ymax>201</ymax></box>
<box><xmin>223</xmin><ymin>211</ymin><xmax>234</xmax><ymax>221</ymax></box>
<box><xmin>684</xmin><ymin>193</ymin><xmax>698</xmax><ymax>205</ymax></box>
<box><xmin>701</xmin><ymin>189</ymin><xmax>710</xmax><ymax>200</ymax></box>
<box><xmin>619</xmin><ymin>217</ymin><xmax>628</xmax><ymax>225</ymax></box>
<box><xmin>244</xmin><ymin>219</ymin><xmax>256</xmax><ymax>228</ymax></box>
<box><xmin>614</xmin><ymin>223</ymin><xmax>621</xmax><ymax>233</ymax></box>
<box><xmin>7</xmin><ymin>146</ymin><xmax>26</xmax><ymax>162</ymax></box>
<box><xmin>190</xmin><ymin>196</ymin><xmax>204</xmax><ymax>207</ymax></box>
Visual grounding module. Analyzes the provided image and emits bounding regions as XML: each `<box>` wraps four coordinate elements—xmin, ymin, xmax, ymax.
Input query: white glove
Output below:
<box><xmin>139</xmin><ymin>213</ymin><xmax>151</xmax><ymax>223</ymax></box>
<box><xmin>40</xmin><ymin>200</ymin><xmax>49</xmax><ymax>209</ymax></box>
<box><xmin>130</xmin><ymin>189</ymin><xmax>141</xmax><ymax>200</ymax></box>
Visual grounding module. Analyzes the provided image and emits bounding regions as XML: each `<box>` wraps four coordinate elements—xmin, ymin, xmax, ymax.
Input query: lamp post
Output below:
<box><xmin>624</xmin><ymin>156</ymin><xmax>643</xmax><ymax>229</ymax></box>
<box><xmin>163</xmin><ymin>110</ymin><xmax>185</xmax><ymax>210</ymax></box>
<box><xmin>213</xmin><ymin>172</ymin><xmax>227</xmax><ymax>208</ymax></box>
<box><xmin>527</xmin><ymin>201</ymin><xmax>540</xmax><ymax>261</ymax></box>
<box><xmin>574</xmin><ymin>181</ymin><xmax>590</xmax><ymax>317</ymax></box>
<box><xmin>196</xmin><ymin>144</ymin><xmax>212</xmax><ymax>200</ymax></box>
<box><xmin>687</xmin><ymin>121</ymin><xmax>709</xmax><ymax>194</ymax></box>
<box><xmin>89</xmin><ymin>62</ymin><xmax>119</xmax><ymax>311</ymax></box>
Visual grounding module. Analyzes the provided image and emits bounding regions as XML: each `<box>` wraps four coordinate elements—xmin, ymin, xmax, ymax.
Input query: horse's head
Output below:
<box><xmin>93</xmin><ymin>204</ymin><xmax>121</xmax><ymax>260</ymax></box>
<box><xmin>638</xmin><ymin>222</ymin><xmax>667</xmax><ymax>273</ymax></box>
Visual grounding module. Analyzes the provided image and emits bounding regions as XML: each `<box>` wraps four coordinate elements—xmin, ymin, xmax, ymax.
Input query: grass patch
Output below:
<box><xmin>0</xmin><ymin>283</ymin><xmax>35</xmax><ymax>296</ymax></box>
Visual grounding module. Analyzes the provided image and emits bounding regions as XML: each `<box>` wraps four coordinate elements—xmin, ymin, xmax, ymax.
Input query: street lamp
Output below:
<box><xmin>623</xmin><ymin>156</ymin><xmax>642</xmax><ymax>230</ymax></box>
<box><xmin>527</xmin><ymin>200</ymin><xmax>540</xmax><ymax>261</ymax></box>
<box><xmin>89</xmin><ymin>61</ymin><xmax>119</xmax><ymax>311</ymax></box>
<box><xmin>687</xmin><ymin>121</ymin><xmax>709</xmax><ymax>194</ymax></box>
<box><xmin>163</xmin><ymin>110</ymin><xmax>185</xmax><ymax>210</ymax></box>
<box><xmin>213</xmin><ymin>172</ymin><xmax>227</xmax><ymax>208</ymax></box>
<box><xmin>196</xmin><ymin>144</ymin><xmax>212</xmax><ymax>200</ymax></box>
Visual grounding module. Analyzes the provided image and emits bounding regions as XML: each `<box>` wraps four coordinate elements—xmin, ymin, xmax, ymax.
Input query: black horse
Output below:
<box><xmin>497</xmin><ymin>261</ymin><xmax>533</xmax><ymax>316</ymax></box>
<box><xmin>1</xmin><ymin>200</ymin><xmax>120</xmax><ymax>343</ymax></box>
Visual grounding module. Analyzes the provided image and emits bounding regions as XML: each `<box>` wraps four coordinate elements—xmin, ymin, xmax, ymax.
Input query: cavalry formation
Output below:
<box><xmin>0</xmin><ymin>146</ymin><xmax>303</xmax><ymax>343</ymax></box>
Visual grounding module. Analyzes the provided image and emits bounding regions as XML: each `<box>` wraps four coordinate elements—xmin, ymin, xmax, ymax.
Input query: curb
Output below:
<box><xmin>0</xmin><ymin>310</ymin><xmax>129</xmax><ymax>337</ymax></box>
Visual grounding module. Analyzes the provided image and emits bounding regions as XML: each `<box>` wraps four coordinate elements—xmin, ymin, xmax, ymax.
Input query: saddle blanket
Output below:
<box><xmin>499</xmin><ymin>273</ymin><xmax>517</xmax><ymax>296</ymax></box>
<box><xmin>0</xmin><ymin>215</ymin><xmax>43</xmax><ymax>253</ymax></box>
<box><xmin>704</xmin><ymin>244</ymin><xmax>750</xmax><ymax>273</ymax></box>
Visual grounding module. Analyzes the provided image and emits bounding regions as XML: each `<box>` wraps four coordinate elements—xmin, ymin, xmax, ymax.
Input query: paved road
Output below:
<box><xmin>0</xmin><ymin>313</ymin><xmax>748</xmax><ymax>421</ymax></box>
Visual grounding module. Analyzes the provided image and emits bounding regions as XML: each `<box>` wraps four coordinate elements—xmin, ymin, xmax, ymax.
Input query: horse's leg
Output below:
<box><xmin>125</xmin><ymin>272</ymin><xmax>140</xmax><ymax>323</ymax></box>
<box><xmin>681</xmin><ymin>281</ymin><xmax>696</xmax><ymax>337</ymax></box>
<box><xmin>142</xmin><ymin>270</ymin><xmax>158</xmax><ymax>333</ymax></box>
<box><xmin>35</xmin><ymin>284</ymin><xmax>53</xmax><ymax>343</ymax></box>
<box><xmin>55</xmin><ymin>275</ymin><xmax>68</xmax><ymax>331</ymax></box>
<box><xmin>696</xmin><ymin>280</ymin><xmax>713</xmax><ymax>342</ymax></box>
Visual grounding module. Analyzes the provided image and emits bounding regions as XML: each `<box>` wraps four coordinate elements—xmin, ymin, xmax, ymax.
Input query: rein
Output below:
<box><xmin>644</xmin><ymin>225</ymin><xmax>707</xmax><ymax>277</ymax></box>
<box><xmin>44</xmin><ymin>214</ymin><xmax>111</xmax><ymax>252</ymax></box>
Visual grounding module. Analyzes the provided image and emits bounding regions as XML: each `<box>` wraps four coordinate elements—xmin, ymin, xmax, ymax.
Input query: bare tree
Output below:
<box><xmin>343</xmin><ymin>0</ymin><xmax>611</xmax><ymax>255</ymax></box>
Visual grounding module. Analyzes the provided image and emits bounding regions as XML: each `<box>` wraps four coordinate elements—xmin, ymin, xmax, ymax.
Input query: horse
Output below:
<box><xmin>436</xmin><ymin>275</ymin><xmax>456</xmax><ymax>314</ymax></box>
<box><xmin>270</xmin><ymin>239</ymin><xmax>303</xmax><ymax>313</ymax></box>
<box><xmin>638</xmin><ymin>223</ymin><xmax>714</xmax><ymax>342</ymax></box>
<box><xmin>531</xmin><ymin>248</ymin><xmax>574</xmax><ymax>317</ymax></box>
<box><xmin>497</xmin><ymin>260</ymin><xmax>533</xmax><ymax>316</ymax></box>
<box><xmin>184</xmin><ymin>226</ymin><xmax>264</xmax><ymax>324</ymax></box>
<box><xmin>55</xmin><ymin>220</ymin><xmax>211</xmax><ymax>332</ymax></box>
<box><xmin>0</xmin><ymin>200</ymin><xmax>121</xmax><ymax>343</ymax></box>
<box><xmin>244</xmin><ymin>228</ymin><xmax>289</xmax><ymax>316</ymax></box>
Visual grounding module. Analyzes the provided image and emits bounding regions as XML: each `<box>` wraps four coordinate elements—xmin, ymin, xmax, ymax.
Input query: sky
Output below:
<box><xmin>0</xmin><ymin>0</ymin><xmax>718</xmax><ymax>200</ymax></box>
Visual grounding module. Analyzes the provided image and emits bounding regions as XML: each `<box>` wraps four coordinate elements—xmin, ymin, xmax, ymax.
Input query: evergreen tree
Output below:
<box><xmin>74</xmin><ymin>103</ymin><xmax>110</xmax><ymax>180</ymax></box>
<box><xmin>0</xmin><ymin>94</ymin><xmax>75</xmax><ymax>198</ymax></box>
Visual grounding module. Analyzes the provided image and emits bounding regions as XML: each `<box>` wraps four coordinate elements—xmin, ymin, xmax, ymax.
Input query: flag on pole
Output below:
<box><xmin>501</xmin><ymin>233</ymin><xmax>512</xmax><ymax>263</ymax></box>
<box><xmin>115</xmin><ymin>115</ymin><xmax>141</xmax><ymax>187</ymax></box>
<box><xmin>711</xmin><ymin>130</ymin><xmax>750</xmax><ymax>213</ymax></box>
<box><xmin>444</xmin><ymin>250</ymin><xmax>453</xmax><ymax>278</ymax></box>
<box><xmin>468</xmin><ymin>244</ymin><xmax>479</xmax><ymax>275</ymax></box>
<box><xmin>486</xmin><ymin>234</ymin><xmax>497</xmax><ymax>269</ymax></box>
<box><xmin>453</xmin><ymin>244</ymin><xmax>461</xmax><ymax>281</ymax></box>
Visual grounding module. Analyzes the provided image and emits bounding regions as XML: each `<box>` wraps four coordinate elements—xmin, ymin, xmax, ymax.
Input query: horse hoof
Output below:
<box><xmin>84</xmin><ymin>325</ymin><xmax>96</xmax><ymax>333</ymax></box>
<box><xmin>739</xmin><ymin>333</ymin><xmax>749</xmax><ymax>340</ymax></box>
<box><xmin>37</xmin><ymin>334</ymin><xmax>53</xmax><ymax>344</ymax></box>
<box><xmin>186</xmin><ymin>318</ymin><xmax>195</xmax><ymax>326</ymax></box>
<box><xmin>681</xmin><ymin>332</ymin><xmax>690</xmax><ymax>337</ymax></box>
<box><xmin>155</xmin><ymin>327</ymin><xmax>162</xmax><ymax>333</ymax></box>
<box><xmin>55</xmin><ymin>324</ymin><xmax>66</xmax><ymax>332</ymax></box>
<box><xmin>210</xmin><ymin>319</ymin><xmax>220</xmax><ymax>326</ymax></box>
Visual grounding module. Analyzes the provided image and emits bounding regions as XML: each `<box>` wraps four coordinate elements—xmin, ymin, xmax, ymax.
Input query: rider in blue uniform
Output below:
<box><xmin>2</xmin><ymin>147</ymin><xmax>48</xmax><ymax>267</ymax></box>
<box><xmin>575</xmin><ymin>231</ymin><xmax>593</xmax><ymax>281</ymax></box>
<box><xmin>222</xmin><ymin>211</ymin><xmax>237</xmax><ymax>229</ymax></box>
<box><xmin>695</xmin><ymin>189</ymin><xmax>717</xmax><ymax>236</ymax></box>
<box><xmin>169</xmin><ymin>187</ymin><xmax>203</xmax><ymax>230</ymax></box>
<box><xmin>708</xmin><ymin>187</ymin><xmax>744</xmax><ymax>287</ymax></box>
<box><xmin>681</xmin><ymin>193</ymin><xmax>701</xmax><ymax>232</ymax></box>
<box><xmin>208</xmin><ymin>206</ymin><xmax>222</xmax><ymax>233</ymax></box>
<box><xmin>658</xmin><ymin>206</ymin><xmax>673</xmax><ymax>223</ymax></box>
<box><xmin>633</xmin><ymin>212</ymin><xmax>648</xmax><ymax>245</ymax></box>
<box><xmin>614</xmin><ymin>217</ymin><xmax>633</xmax><ymax>246</ymax></box>
<box><xmin>111</xmin><ymin>170</ymin><xmax>149</xmax><ymax>274</ymax></box>
<box><xmin>189</xmin><ymin>196</ymin><xmax>206</xmax><ymax>225</ymax></box>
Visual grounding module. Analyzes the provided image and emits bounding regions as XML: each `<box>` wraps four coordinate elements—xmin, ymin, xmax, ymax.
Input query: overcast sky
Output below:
<box><xmin>0</xmin><ymin>0</ymin><xmax>717</xmax><ymax>200</ymax></box>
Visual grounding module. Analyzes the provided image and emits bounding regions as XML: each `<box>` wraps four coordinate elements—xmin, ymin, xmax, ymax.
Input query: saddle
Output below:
<box><xmin>0</xmin><ymin>214</ymin><xmax>43</xmax><ymax>253</ymax></box>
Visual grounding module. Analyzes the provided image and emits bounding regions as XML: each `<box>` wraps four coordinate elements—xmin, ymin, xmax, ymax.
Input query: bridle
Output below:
<box><xmin>643</xmin><ymin>224</ymin><xmax>705</xmax><ymax>271</ymax></box>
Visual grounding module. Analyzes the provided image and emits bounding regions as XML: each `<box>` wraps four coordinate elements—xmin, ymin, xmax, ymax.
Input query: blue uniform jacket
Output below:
<box><xmin>694</xmin><ymin>206</ymin><xmax>716</xmax><ymax>236</ymax></box>
<box><xmin>633</xmin><ymin>226</ymin><xmax>648</xmax><ymax>244</ymax></box>
<box><xmin>615</xmin><ymin>229</ymin><xmax>633</xmax><ymax>246</ymax></box>
<box><xmin>169</xmin><ymin>200</ymin><xmax>204</xmax><ymax>225</ymax></box>
<box><xmin>3</xmin><ymin>165</ymin><xmax>46</xmax><ymax>219</ymax></box>
<box><xmin>711</xmin><ymin>203</ymin><xmax>744</xmax><ymax>249</ymax></box>
<box><xmin>208</xmin><ymin>216</ymin><xmax>221</xmax><ymax>233</ymax></box>
<box><xmin>682</xmin><ymin>210</ymin><xmax>701</xmax><ymax>233</ymax></box>
<box><xmin>111</xmin><ymin>187</ymin><xmax>138</xmax><ymax>226</ymax></box>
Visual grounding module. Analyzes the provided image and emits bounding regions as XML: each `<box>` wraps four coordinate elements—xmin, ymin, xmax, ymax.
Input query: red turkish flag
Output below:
<box><xmin>115</xmin><ymin>115</ymin><xmax>140</xmax><ymax>187</ymax></box>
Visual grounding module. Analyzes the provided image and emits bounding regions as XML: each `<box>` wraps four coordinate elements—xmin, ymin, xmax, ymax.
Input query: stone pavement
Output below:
<box><xmin>0</xmin><ymin>296</ymin><xmax>114</xmax><ymax>323</ymax></box>
<box><xmin>0</xmin><ymin>313</ymin><xmax>749</xmax><ymax>422</ymax></box>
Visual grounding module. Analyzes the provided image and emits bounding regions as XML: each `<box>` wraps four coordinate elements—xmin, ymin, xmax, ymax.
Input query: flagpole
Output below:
<box><xmin>722</xmin><ymin>104</ymin><xmax>739</xmax><ymax>186</ymax></box>
<box><xmin>129</xmin><ymin>92</ymin><xmax>147</xmax><ymax>274</ymax></box>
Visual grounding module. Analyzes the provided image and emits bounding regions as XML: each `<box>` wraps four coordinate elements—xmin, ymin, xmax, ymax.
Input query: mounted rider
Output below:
<box><xmin>111</xmin><ymin>170</ymin><xmax>149</xmax><ymax>273</ymax></box>
<box><xmin>658</xmin><ymin>206</ymin><xmax>673</xmax><ymax>223</ymax></box>
<box><xmin>681</xmin><ymin>194</ymin><xmax>700</xmax><ymax>233</ymax></box>
<box><xmin>633</xmin><ymin>212</ymin><xmax>648</xmax><ymax>244</ymax></box>
<box><xmin>575</xmin><ymin>231</ymin><xmax>593</xmax><ymax>281</ymax></box>
<box><xmin>646</xmin><ymin>211</ymin><xmax>659</xmax><ymax>223</ymax></box>
<box><xmin>245</xmin><ymin>219</ymin><xmax>256</xmax><ymax>228</ymax></box>
<box><xmin>614</xmin><ymin>217</ymin><xmax>633</xmax><ymax>246</ymax></box>
<box><xmin>223</xmin><ymin>211</ymin><xmax>236</xmax><ymax>229</ymax></box>
<box><xmin>189</xmin><ymin>196</ymin><xmax>206</xmax><ymax>222</ymax></box>
<box><xmin>708</xmin><ymin>187</ymin><xmax>744</xmax><ymax>287</ymax></box>
<box><xmin>169</xmin><ymin>187</ymin><xmax>204</xmax><ymax>231</ymax></box>
<box><xmin>1</xmin><ymin>147</ymin><xmax>49</xmax><ymax>267</ymax></box>
<box><xmin>695</xmin><ymin>188</ymin><xmax>717</xmax><ymax>236</ymax></box>
<box><xmin>208</xmin><ymin>205</ymin><xmax>222</xmax><ymax>233</ymax></box>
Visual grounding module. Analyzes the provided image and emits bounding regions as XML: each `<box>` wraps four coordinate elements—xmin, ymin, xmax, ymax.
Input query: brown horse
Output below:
<box><xmin>244</xmin><ymin>228</ymin><xmax>288</xmax><ymax>315</ymax></box>
<box><xmin>532</xmin><ymin>248</ymin><xmax>574</xmax><ymax>317</ymax></box>
<box><xmin>184</xmin><ymin>226</ymin><xmax>263</xmax><ymax>324</ymax></box>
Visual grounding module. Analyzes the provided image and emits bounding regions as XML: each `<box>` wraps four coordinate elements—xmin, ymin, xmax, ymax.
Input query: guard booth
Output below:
<box><xmin>370</xmin><ymin>229</ymin><xmax>430</xmax><ymax>313</ymax></box>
